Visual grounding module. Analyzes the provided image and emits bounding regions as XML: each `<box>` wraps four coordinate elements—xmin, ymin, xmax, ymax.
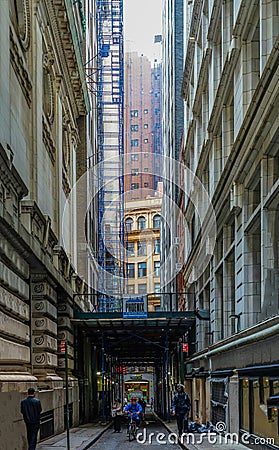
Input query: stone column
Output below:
<box><xmin>31</xmin><ymin>274</ymin><xmax>61</xmax><ymax>385</ymax></box>
<box><xmin>228</xmin><ymin>374</ymin><xmax>239</xmax><ymax>433</ymax></box>
<box><xmin>57</xmin><ymin>292</ymin><xmax>79</xmax><ymax>426</ymax></box>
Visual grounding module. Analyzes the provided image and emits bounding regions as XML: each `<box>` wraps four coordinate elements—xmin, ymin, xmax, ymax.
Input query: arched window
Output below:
<box><xmin>137</xmin><ymin>216</ymin><xmax>146</xmax><ymax>230</ymax></box>
<box><xmin>153</xmin><ymin>215</ymin><xmax>161</xmax><ymax>229</ymax></box>
<box><xmin>125</xmin><ymin>218</ymin><xmax>133</xmax><ymax>231</ymax></box>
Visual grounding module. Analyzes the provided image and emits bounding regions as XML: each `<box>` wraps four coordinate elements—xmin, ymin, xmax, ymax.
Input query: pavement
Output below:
<box><xmin>156</xmin><ymin>414</ymin><xmax>251</xmax><ymax>450</ymax></box>
<box><xmin>89</xmin><ymin>413</ymin><xmax>180</xmax><ymax>449</ymax></box>
<box><xmin>36</xmin><ymin>410</ymin><xmax>252</xmax><ymax>450</ymax></box>
<box><xmin>37</xmin><ymin>421</ymin><xmax>112</xmax><ymax>450</ymax></box>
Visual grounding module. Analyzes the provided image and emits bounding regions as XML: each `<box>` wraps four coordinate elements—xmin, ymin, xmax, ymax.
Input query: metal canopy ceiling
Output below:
<box><xmin>72</xmin><ymin>311</ymin><xmax>208</xmax><ymax>364</ymax></box>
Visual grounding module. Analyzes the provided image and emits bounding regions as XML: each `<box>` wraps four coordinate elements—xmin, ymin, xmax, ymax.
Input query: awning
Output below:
<box><xmin>72</xmin><ymin>310</ymin><xmax>204</xmax><ymax>365</ymax></box>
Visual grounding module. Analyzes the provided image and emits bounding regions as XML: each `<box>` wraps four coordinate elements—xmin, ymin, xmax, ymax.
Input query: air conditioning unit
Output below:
<box><xmin>174</xmin><ymin>237</ymin><xmax>180</xmax><ymax>245</ymax></box>
<box><xmin>176</xmin><ymin>263</ymin><xmax>182</xmax><ymax>271</ymax></box>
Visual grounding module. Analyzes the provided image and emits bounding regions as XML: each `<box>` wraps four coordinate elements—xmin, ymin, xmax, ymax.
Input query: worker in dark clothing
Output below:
<box><xmin>21</xmin><ymin>388</ymin><xmax>42</xmax><ymax>450</ymax></box>
<box><xmin>171</xmin><ymin>384</ymin><xmax>191</xmax><ymax>437</ymax></box>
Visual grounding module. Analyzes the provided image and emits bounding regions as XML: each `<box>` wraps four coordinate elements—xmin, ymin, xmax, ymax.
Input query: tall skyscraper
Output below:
<box><xmin>124</xmin><ymin>52</ymin><xmax>156</xmax><ymax>200</ymax></box>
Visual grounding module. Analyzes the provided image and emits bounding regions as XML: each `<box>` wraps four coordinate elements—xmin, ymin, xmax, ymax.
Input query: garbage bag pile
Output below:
<box><xmin>188</xmin><ymin>421</ymin><xmax>215</xmax><ymax>433</ymax></box>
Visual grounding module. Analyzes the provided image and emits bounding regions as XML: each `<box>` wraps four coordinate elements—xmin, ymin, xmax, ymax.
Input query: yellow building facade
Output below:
<box><xmin>125</xmin><ymin>196</ymin><xmax>161</xmax><ymax>311</ymax></box>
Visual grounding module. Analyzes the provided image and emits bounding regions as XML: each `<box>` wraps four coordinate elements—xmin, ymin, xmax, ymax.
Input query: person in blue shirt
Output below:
<box><xmin>124</xmin><ymin>396</ymin><xmax>142</xmax><ymax>430</ymax></box>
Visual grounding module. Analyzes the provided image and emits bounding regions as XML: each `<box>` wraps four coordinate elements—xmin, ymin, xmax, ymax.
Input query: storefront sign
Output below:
<box><xmin>123</xmin><ymin>296</ymin><xmax>148</xmax><ymax>318</ymax></box>
<box><xmin>182</xmin><ymin>343</ymin><xmax>189</xmax><ymax>353</ymax></box>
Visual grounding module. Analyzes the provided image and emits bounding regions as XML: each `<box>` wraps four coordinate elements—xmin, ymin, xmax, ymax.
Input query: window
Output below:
<box><xmin>154</xmin><ymin>239</ymin><xmax>160</xmax><ymax>254</ymax></box>
<box><xmin>154</xmin><ymin>283</ymin><xmax>161</xmax><ymax>293</ymax></box>
<box><xmin>138</xmin><ymin>216</ymin><xmax>146</xmax><ymax>230</ymax></box>
<box><xmin>131</xmin><ymin>110</ymin><xmax>138</xmax><ymax>117</ymax></box>
<box><xmin>144</xmin><ymin>153</ymin><xmax>149</xmax><ymax>158</ymax></box>
<box><xmin>144</xmin><ymin>124</ymin><xmax>148</xmax><ymax>129</ymax></box>
<box><xmin>131</xmin><ymin>154</ymin><xmax>138</xmax><ymax>161</ymax></box>
<box><xmin>144</xmin><ymin>168</ymin><xmax>149</xmax><ymax>172</ymax></box>
<box><xmin>153</xmin><ymin>215</ymin><xmax>161</xmax><ymax>229</ymax></box>
<box><xmin>131</xmin><ymin>183</ymin><xmax>139</xmax><ymax>190</ymax></box>
<box><xmin>154</xmin><ymin>261</ymin><xmax>160</xmax><ymax>276</ymax></box>
<box><xmin>126</xmin><ymin>242</ymin><xmax>135</xmax><ymax>255</ymax></box>
<box><xmin>125</xmin><ymin>218</ymin><xmax>133</xmax><ymax>231</ymax></box>
<box><xmin>144</xmin><ymin>182</ymin><xmax>149</xmax><ymax>187</ymax></box>
<box><xmin>132</xmin><ymin>168</ymin><xmax>139</xmax><ymax>176</ymax></box>
<box><xmin>128</xmin><ymin>285</ymin><xmax>135</xmax><ymax>294</ymax></box>
<box><xmin>138</xmin><ymin>284</ymin><xmax>147</xmax><ymax>295</ymax></box>
<box><xmin>138</xmin><ymin>262</ymin><xmax>147</xmax><ymax>277</ymax></box>
<box><xmin>127</xmin><ymin>264</ymin><xmax>135</xmax><ymax>278</ymax></box>
<box><xmin>131</xmin><ymin>124</ymin><xmax>138</xmax><ymax>132</ymax></box>
<box><xmin>144</xmin><ymin>138</ymin><xmax>149</xmax><ymax>143</ymax></box>
<box><xmin>144</xmin><ymin>109</ymin><xmax>148</xmax><ymax>114</ymax></box>
<box><xmin>131</xmin><ymin>139</ymin><xmax>139</xmax><ymax>147</ymax></box>
<box><xmin>138</xmin><ymin>241</ymin><xmax>147</xmax><ymax>256</ymax></box>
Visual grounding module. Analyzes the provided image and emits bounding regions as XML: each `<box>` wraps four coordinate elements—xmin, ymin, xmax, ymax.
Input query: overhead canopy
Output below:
<box><xmin>72</xmin><ymin>311</ymin><xmax>208</xmax><ymax>365</ymax></box>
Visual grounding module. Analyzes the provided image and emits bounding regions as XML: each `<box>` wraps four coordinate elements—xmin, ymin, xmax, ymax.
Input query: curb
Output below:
<box><xmin>154</xmin><ymin>412</ymin><xmax>188</xmax><ymax>450</ymax></box>
<box><xmin>78</xmin><ymin>422</ymin><xmax>112</xmax><ymax>450</ymax></box>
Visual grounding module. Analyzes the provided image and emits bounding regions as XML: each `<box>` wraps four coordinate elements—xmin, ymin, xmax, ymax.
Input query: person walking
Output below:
<box><xmin>21</xmin><ymin>388</ymin><xmax>42</xmax><ymax>450</ymax></box>
<box><xmin>111</xmin><ymin>398</ymin><xmax>122</xmax><ymax>432</ymax></box>
<box><xmin>171</xmin><ymin>384</ymin><xmax>191</xmax><ymax>437</ymax></box>
<box><xmin>138</xmin><ymin>397</ymin><xmax>146</xmax><ymax>419</ymax></box>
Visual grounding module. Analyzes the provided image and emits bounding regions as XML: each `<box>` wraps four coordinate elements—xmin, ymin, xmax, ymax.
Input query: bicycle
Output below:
<box><xmin>127</xmin><ymin>413</ymin><xmax>138</xmax><ymax>441</ymax></box>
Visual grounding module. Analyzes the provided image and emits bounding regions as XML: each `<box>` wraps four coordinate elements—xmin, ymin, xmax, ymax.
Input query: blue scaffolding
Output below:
<box><xmin>96</xmin><ymin>0</ymin><xmax>125</xmax><ymax>311</ymax></box>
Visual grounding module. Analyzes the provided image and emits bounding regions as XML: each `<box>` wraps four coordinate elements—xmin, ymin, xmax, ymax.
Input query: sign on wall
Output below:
<box><xmin>123</xmin><ymin>296</ymin><xmax>148</xmax><ymax>319</ymax></box>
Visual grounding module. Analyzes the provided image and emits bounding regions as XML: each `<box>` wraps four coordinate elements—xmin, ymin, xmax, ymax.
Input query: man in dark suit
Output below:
<box><xmin>21</xmin><ymin>388</ymin><xmax>42</xmax><ymax>450</ymax></box>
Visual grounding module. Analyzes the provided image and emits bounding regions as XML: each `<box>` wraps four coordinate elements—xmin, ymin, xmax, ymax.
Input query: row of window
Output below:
<box><xmin>126</xmin><ymin>241</ymin><xmax>161</xmax><ymax>260</ymax></box>
<box><xmin>125</xmin><ymin>216</ymin><xmax>161</xmax><ymax>231</ymax></box>
<box><xmin>130</xmin><ymin>153</ymin><xmax>149</xmax><ymax>161</ymax></box>
<box><xmin>131</xmin><ymin>182</ymin><xmax>149</xmax><ymax>189</ymax></box>
<box><xmin>127</xmin><ymin>261</ymin><xmax>161</xmax><ymax>278</ymax></box>
<box><xmin>131</xmin><ymin>124</ymin><xmax>149</xmax><ymax>132</ymax></box>
<box><xmin>130</xmin><ymin>109</ymin><xmax>149</xmax><ymax>117</ymax></box>
<box><xmin>128</xmin><ymin>283</ymin><xmax>161</xmax><ymax>295</ymax></box>
<box><xmin>131</xmin><ymin>138</ymin><xmax>149</xmax><ymax>146</ymax></box>
<box><xmin>131</xmin><ymin>168</ymin><xmax>149</xmax><ymax>175</ymax></box>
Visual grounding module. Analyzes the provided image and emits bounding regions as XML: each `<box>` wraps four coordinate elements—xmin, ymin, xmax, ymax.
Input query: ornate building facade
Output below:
<box><xmin>125</xmin><ymin>194</ymin><xmax>162</xmax><ymax>310</ymax></box>
<box><xmin>0</xmin><ymin>0</ymin><xmax>97</xmax><ymax>447</ymax></box>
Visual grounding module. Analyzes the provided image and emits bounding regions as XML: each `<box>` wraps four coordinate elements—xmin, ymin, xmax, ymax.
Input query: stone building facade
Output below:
<box><xmin>0</xmin><ymin>0</ymin><xmax>97</xmax><ymax>447</ymax></box>
<box><xmin>176</xmin><ymin>0</ymin><xmax>279</xmax><ymax>447</ymax></box>
<box><xmin>125</xmin><ymin>195</ymin><xmax>162</xmax><ymax>310</ymax></box>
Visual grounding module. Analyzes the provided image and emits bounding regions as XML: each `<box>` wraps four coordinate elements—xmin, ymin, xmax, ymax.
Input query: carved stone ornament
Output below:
<box><xmin>34</xmin><ymin>353</ymin><xmax>46</xmax><ymax>364</ymax></box>
<box><xmin>34</xmin><ymin>336</ymin><xmax>45</xmax><ymax>346</ymax></box>
<box><xmin>13</xmin><ymin>0</ymin><xmax>31</xmax><ymax>50</ymax></box>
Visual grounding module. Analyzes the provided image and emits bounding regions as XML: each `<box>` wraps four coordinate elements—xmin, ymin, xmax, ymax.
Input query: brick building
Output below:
<box><xmin>124</xmin><ymin>52</ymin><xmax>156</xmax><ymax>200</ymax></box>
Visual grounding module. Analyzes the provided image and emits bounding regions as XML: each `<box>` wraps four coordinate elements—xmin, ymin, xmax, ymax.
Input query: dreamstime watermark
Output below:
<box><xmin>62</xmin><ymin>154</ymin><xmax>217</xmax><ymax>294</ymax></box>
<box><xmin>136</xmin><ymin>422</ymin><xmax>275</xmax><ymax>446</ymax></box>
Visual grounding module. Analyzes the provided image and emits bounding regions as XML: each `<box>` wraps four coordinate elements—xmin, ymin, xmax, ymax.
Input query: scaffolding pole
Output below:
<box><xmin>96</xmin><ymin>0</ymin><xmax>125</xmax><ymax>311</ymax></box>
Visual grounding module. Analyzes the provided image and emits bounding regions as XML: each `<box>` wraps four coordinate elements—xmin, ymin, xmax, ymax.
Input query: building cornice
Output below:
<box><xmin>43</xmin><ymin>0</ymin><xmax>90</xmax><ymax>117</ymax></box>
